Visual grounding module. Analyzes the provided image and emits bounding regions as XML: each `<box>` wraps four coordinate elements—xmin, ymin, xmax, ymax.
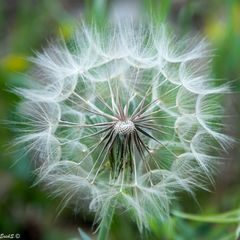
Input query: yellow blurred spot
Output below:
<box><xmin>59</xmin><ymin>22</ymin><xmax>74</xmax><ymax>40</ymax></box>
<box><xmin>1</xmin><ymin>54</ymin><xmax>28</xmax><ymax>72</ymax></box>
<box><xmin>204</xmin><ymin>18</ymin><xmax>226</xmax><ymax>43</ymax></box>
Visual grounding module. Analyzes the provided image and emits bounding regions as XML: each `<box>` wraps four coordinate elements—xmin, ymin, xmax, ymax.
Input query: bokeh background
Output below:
<box><xmin>0</xmin><ymin>0</ymin><xmax>240</xmax><ymax>239</ymax></box>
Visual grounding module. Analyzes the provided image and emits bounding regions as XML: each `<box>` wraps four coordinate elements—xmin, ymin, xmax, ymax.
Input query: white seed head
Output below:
<box><xmin>13</xmin><ymin>20</ymin><xmax>232</xmax><ymax>232</ymax></box>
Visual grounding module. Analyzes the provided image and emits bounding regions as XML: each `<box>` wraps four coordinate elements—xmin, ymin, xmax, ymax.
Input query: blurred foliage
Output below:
<box><xmin>0</xmin><ymin>0</ymin><xmax>240</xmax><ymax>239</ymax></box>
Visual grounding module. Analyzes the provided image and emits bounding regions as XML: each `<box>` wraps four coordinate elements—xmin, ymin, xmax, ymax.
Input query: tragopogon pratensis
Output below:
<box><xmin>13</xmin><ymin>21</ymin><xmax>232</xmax><ymax>233</ymax></box>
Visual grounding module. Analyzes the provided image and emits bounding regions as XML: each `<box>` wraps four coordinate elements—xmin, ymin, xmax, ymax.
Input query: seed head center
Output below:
<box><xmin>114</xmin><ymin>120</ymin><xmax>135</xmax><ymax>135</ymax></box>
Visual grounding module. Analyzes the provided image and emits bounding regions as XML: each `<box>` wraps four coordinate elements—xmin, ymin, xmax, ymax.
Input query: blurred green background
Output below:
<box><xmin>0</xmin><ymin>0</ymin><xmax>240</xmax><ymax>239</ymax></box>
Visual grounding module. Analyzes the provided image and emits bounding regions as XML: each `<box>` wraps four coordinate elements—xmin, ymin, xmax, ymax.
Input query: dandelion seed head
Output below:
<box><xmin>13</xmin><ymin>20</ymin><xmax>232</xmax><ymax>232</ymax></box>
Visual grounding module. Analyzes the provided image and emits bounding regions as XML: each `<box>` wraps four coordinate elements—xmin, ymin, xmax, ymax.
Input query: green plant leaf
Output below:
<box><xmin>173</xmin><ymin>209</ymin><xmax>240</xmax><ymax>224</ymax></box>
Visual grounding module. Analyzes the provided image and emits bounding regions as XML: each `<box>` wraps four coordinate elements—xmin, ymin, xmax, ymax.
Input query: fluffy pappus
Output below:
<box><xmin>13</xmin><ymin>21</ymin><xmax>233</xmax><ymax>232</ymax></box>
